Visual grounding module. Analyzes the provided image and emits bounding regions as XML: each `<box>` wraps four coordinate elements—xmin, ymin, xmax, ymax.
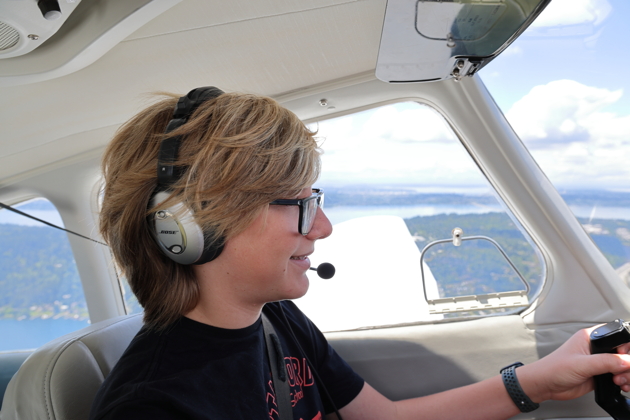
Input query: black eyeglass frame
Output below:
<box><xmin>269</xmin><ymin>188</ymin><xmax>324</xmax><ymax>235</ymax></box>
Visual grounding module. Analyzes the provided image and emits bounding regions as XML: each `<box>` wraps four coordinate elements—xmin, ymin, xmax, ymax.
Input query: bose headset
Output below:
<box><xmin>150</xmin><ymin>86</ymin><xmax>225</xmax><ymax>265</ymax></box>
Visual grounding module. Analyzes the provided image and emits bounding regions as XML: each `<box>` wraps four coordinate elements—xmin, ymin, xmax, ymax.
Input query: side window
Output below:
<box><xmin>120</xmin><ymin>276</ymin><xmax>142</xmax><ymax>315</ymax></box>
<box><xmin>95</xmin><ymin>191</ymin><xmax>142</xmax><ymax>315</ymax></box>
<box><xmin>296</xmin><ymin>102</ymin><xmax>545</xmax><ymax>331</ymax></box>
<box><xmin>0</xmin><ymin>198</ymin><xmax>89</xmax><ymax>351</ymax></box>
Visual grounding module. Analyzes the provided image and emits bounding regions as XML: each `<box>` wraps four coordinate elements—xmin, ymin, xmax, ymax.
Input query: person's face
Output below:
<box><xmin>216</xmin><ymin>187</ymin><xmax>332</xmax><ymax>306</ymax></box>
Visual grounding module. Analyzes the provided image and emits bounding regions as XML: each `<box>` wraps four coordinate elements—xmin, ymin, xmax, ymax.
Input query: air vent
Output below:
<box><xmin>0</xmin><ymin>21</ymin><xmax>19</xmax><ymax>52</ymax></box>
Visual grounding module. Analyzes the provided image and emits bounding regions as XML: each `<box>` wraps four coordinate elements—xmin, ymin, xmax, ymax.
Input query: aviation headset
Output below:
<box><xmin>150</xmin><ymin>86</ymin><xmax>225</xmax><ymax>265</ymax></box>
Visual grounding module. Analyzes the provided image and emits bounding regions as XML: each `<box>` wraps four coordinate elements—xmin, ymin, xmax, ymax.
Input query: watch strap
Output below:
<box><xmin>500</xmin><ymin>362</ymin><xmax>540</xmax><ymax>413</ymax></box>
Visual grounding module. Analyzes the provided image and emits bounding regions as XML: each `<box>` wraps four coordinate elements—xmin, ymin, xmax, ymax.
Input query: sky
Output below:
<box><xmin>480</xmin><ymin>0</ymin><xmax>630</xmax><ymax>191</ymax></box>
<box><xmin>311</xmin><ymin>102</ymin><xmax>492</xmax><ymax>189</ymax></box>
<box><xmin>315</xmin><ymin>0</ymin><xmax>630</xmax><ymax>192</ymax></box>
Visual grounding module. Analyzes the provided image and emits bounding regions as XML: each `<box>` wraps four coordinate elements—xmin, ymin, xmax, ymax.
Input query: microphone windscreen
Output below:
<box><xmin>316</xmin><ymin>262</ymin><xmax>335</xmax><ymax>280</ymax></box>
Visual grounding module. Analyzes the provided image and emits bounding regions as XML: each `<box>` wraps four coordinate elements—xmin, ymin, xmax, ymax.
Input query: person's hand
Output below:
<box><xmin>516</xmin><ymin>326</ymin><xmax>630</xmax><ymax>403</ymax></box>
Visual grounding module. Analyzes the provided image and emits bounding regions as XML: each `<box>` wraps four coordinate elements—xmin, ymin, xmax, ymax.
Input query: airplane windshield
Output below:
<box><xmin>297</xmin><ymin>102</ymin><xmax>545</xmax><ymax>331</ymax></box>
<box><xmin>482</xmin><ymin>0</ymin><xmax>630</xmax><ymax>278</ymax></box>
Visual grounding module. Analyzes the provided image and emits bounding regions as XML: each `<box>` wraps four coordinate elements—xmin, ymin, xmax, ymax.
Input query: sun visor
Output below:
<box><xmin>376</xmin><ymin>0</ymin><xmax>551</xmax><ymax>83</ymax></box>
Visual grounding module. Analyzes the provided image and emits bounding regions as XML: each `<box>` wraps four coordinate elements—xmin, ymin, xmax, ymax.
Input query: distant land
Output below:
<box><xmin>0</xmin><ymin>224</ymin><xmax>88</xmax><ymax>321</ymax></box>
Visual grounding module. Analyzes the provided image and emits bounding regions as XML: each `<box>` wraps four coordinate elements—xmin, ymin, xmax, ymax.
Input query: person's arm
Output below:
<box><xmin>329</xmin><ymin>326</ymin><xmax>630</xmax><ymax>420</ymax></box>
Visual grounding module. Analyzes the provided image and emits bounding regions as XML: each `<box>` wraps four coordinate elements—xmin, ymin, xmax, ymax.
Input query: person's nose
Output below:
<box><xmin>307</xmin><ymin>207</ymin><xmax>332</xmax><ymax>240</ymax></box>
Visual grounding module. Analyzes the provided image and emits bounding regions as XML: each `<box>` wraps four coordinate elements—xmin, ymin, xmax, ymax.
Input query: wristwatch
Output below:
<box><xmin>500</xmin><ymin>362</ymin><xmax>540</xmax><ymax>413</ymax></box>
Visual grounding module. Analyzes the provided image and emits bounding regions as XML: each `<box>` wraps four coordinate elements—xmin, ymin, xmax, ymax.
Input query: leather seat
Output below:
<box><xmin>0</xmin><ymin>314</ymin><xmax>142</xmax><ymax>420</ymax></box>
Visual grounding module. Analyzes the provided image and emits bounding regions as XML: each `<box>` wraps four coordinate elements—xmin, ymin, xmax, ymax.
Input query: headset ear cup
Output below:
<box><xmin>195</xmin><ymin>232</ymin><xmax>225</xmax><ymax>265</ymax></box>
<box><xmin>150</xmin><ymin>191</ymin><xmax>225</xmax><ymax>264</ymax></box>
<box><xmin>150</xmin><ymin>191</ymin><xmax>205</xmax><ymax>265</ymax></box>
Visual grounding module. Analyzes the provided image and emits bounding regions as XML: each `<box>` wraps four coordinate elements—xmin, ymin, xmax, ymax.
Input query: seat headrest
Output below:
<box><xmin>1</xmin><ymin>314</ymin><xmax>142</xmax><ymax>420</ymax></box>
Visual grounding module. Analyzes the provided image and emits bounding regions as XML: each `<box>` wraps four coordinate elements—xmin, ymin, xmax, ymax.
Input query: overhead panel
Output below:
<box><xmin>0</xmin><ymin>0</ymin><xmax>83</xmax><ymax>59</ymax></box>
<box><xmin>0</xmin><ymin>0</ymin><xmax>181</xmax><ymax>87</ymax></box>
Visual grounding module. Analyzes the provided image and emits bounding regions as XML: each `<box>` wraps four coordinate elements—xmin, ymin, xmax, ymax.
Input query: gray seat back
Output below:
<box><xmin>0</xmin><ymin>314</ymin><xmax>142</xmax><ymax>420</ymax></box>
<box><xmin>0</xmin><ymin>351</ymin><xmax>32</xmax><ymax>411</ymax></box>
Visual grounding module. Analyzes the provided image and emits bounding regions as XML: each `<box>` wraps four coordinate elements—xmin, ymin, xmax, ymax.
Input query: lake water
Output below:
<box><xmin>324</xmin><ymin>204</ymin><xmax>630</xmax><ymax>225</ymax></box>
<box><xmin>569</xmin><ymin>206</ymin><xmax>630</xmax><ymax>221</ymax></box>
<box><xmin>0</xmin><ymin>318</ymin><xmax>90</xmax><ymax>352</ymax></box>
<box><xmin>324</xmin><ymin>204</ymin><xmax>504</xmax><ymax>225</ymax></box>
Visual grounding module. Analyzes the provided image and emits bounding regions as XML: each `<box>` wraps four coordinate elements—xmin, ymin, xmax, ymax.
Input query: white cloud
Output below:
<box><xmin>506</xmin><ymin>79</ymin><xmax>630</xmax><ymax>189</ymax></box>
<box><xmin>506</xmin><ymin>79</ymin><xmax>622</xmax><ymax>144</ymax></box>
<box><xmin>313</xmin><ymin>103</ymin><xmax>488</xmax><ymax>187</ymax></box>
<box><xmin>531</xmin><ymin>0</ymin><xmax>611</xmax><ymax>28</ymax></box>
<box><xmin>500</xmin><ymin>45</ymin><xmax>523</xmax><ymax>57</ymax></box>
<box><xmin>359</xmin><ymin>105</ymin><xmax>456</xmax><ymax>144</ymax></box>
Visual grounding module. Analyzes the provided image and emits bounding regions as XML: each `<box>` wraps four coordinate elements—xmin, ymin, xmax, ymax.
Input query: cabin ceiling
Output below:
<box><xmin>0</xmin><ymin>0</ymin><xmax>386</xmax><ymax>186</ymax></box>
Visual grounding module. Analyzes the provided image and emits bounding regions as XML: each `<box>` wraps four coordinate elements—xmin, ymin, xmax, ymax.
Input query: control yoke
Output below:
<box><xmin>590</xmin><ymin>319</ymin><xmax>630</xmax><ymax>420</ymax></box>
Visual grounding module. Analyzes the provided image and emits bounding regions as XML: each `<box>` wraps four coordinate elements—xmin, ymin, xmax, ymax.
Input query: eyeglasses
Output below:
<box><xmin>269</xmin><ymin>188</ymin><xmax>324</xmax><ymax>235</ymax></box>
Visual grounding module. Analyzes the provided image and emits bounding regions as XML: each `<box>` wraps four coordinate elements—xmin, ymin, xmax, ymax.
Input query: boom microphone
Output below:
<box><xmin>309</xmin><ymin>262</ymin><xmax>335</xmax><ymax>279</ymax></box>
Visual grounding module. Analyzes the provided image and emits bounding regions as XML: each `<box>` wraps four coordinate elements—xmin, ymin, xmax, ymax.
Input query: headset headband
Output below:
<box><xmin>157</xmin><ymin>86</ymin><xmax>225</xmax><ymax>188</ymax></box>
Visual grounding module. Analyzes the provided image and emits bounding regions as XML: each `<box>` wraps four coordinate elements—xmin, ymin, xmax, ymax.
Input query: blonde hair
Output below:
<box><xmin>99</xmin><ymin>91</ymin><xmax>320</xmax><ymax>329</ymax></box>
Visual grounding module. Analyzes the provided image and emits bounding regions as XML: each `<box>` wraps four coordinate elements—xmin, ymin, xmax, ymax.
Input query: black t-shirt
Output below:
<box><xmin>89</xmin><ymin>301</ymin><xmax>364</xmax><ymax>420</ymax></box>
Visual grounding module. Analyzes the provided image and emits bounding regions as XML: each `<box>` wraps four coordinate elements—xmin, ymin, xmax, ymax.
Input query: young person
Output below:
<box><xmin>91</xmin><ymin>87</ymin><xmax>630</xmax><ymax>420</ymax></box>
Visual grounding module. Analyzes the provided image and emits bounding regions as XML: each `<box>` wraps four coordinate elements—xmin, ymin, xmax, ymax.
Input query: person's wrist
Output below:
<box><xmin>500</xmin><ymin>362</ymin><xmax>541</xmax><ymax>412</ymax></box>
<box><xmin>509</xmin><ymin>362</ymin><xmax>548</xmax><ymax>404</ymax></box>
